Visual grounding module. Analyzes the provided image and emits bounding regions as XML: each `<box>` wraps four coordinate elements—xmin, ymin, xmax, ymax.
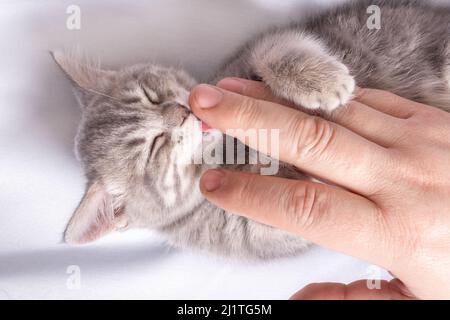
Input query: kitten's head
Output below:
<box><xmin>52</xmin><ymin>51</ymin><xmax>217</xmax><ymax>244</ymax></box>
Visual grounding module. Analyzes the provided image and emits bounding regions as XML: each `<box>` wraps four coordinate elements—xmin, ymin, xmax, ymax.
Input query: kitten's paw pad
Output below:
<box><xmin>292</xmin><ymin>65</ymin><xmax>355</xmax><ymax>112</ymax></box>
<box><xmin>320</xmin><ymin>73</ymin><xmax>355</xmax><ymax>111</ymax></box>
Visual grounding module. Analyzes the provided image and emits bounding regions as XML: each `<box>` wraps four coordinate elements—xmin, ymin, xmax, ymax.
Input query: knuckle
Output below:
<box><xmin>287</xmin><ymin>115</ymin><xmax>336</xmax><ymax>161</ymax></box>
<box><xmin>400</xmin><ymin>158</ymin><xmax>437</xmax><ymax>190</ymax></box>
<box><xmin>382</xmin><ymin>212</ymin><xmax>423</xmax><ymax>265</ymax></box>
<box><xmin>281</xmin><ymin>183</ymin><xmax>326</xmax><ymax>231</ymax></box>
<box><xmin>233</xmin><ymin>96</ymin><xmax>261</xmax><ymax>129</ymax></box>
<box><xmin>406</xmin><ymin>109</ymin><xmax>447</xmax><ymax>140</ymax></box>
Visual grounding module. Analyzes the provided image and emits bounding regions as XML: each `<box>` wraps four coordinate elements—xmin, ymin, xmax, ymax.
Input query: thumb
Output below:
<box><xmin>290</xmin><ymin>279</ymin><xmax>416</xmax><ymax>300</ymax></box>
<box><xmin>200</xmin><ymin>169</ymin><xmax>390</xmax><ymax>267</ymax></box>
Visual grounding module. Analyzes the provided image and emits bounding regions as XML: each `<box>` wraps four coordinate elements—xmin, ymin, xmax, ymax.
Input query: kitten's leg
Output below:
<box><xmin>215</xmin><ymin>30</ymin><xmax>355</xmax><ymax>112</ymax></box>
<box><xmin>250</xmin><ymin>30</ymin><xmax>355</xmax><ymax>111</ymax></box>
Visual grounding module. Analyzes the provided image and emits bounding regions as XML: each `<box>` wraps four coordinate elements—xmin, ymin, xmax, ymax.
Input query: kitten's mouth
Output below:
<box><xmin>201</xmin><ymin>121</ymin><xmax>211</xmax><ymax>132</ymax></box>
<box><xmin>190</xmin><ymin>113</ymin><xmax>211</xmax><ymax>132</ymax></box>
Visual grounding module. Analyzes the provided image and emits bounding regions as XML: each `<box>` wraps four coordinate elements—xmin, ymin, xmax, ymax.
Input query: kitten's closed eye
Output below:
<box><xmin>147</xmin><ymin>133</ymin><xmax>165</xmax><ymax>164</ymax></box>
<box><xmin>140</xmin><ymin>85</ymin><xmax>160</xmax><ymax>104</ymax></box>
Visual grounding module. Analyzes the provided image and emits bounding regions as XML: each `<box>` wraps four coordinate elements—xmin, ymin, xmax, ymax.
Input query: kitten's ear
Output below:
<box><xmin>64</xmin><ymin>181</ymin><xmax>128</xmax><ymax>245</ymax></box>
<box><xmin>50</xmin><ymin>50</ymin><xmax>115</xmax><ymax>105</ymax></box>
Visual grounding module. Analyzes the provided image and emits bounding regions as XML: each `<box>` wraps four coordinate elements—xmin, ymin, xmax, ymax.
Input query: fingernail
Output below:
<box><xmin>217</xmin><ymin>77</ymin><xmax>245</xmax><ymax>94</ymax></box>
<box><xmin>201</xmin><ymin>169</ymin><xmax>224</xmax><ymax>192</ymax></box>
<box><xmin>193</xmin><ymin>84</ymin><xmax>223</xmax><ymax>108</ymax></box>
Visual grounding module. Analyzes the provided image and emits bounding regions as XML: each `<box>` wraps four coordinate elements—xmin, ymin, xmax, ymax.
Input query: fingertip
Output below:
<box><xmin>189</xmin><ymin>84</ymin><xmax>223</xmax><ymax>109</ymax></box>
<box><xmin>290</xmin><ymin>283</ymin><xmax>346</xmax><ymax>300</ymax></box>
<box><xmin>200</xmin><ymin>169</ymin><xmax>225</xmax><ymax>193</ymax></box>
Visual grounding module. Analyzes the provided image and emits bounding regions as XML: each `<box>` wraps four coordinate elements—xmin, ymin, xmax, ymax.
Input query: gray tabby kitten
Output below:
<box><xmin>54</xmin><ymin>0</ymin><xmax>450</xmax><ymax>259</ymax></box>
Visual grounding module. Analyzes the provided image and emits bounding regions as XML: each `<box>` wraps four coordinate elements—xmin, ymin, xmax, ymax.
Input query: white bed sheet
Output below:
<box><xmin>0</xmin><ymin>0</ymin><xmax>390</xmax><ymax>299</ymax></box>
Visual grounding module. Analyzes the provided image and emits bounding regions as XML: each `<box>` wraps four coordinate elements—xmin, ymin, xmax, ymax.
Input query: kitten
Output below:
<box><xmin>54</xmin><ymin>0</ymin><xmax>450</xmax><ymax>259</ymax></box>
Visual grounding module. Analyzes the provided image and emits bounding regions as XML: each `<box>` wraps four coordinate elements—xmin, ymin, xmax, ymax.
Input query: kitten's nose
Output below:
<box><xmin>179</xmin><ymin>104</ymin><xmax>190</xmax><ymax>117</ymax></box>
<box><xmin>176</xmin><ymin>104</ymin><xmax>190</xmax><ymax>118</ymax></box>
<box><xmin>163</xmin><ymin>103</ymin><xmax>191</xmax><ymax>127</ymax></box>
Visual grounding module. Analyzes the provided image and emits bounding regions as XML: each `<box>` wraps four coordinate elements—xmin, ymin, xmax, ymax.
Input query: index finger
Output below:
<box><xmin>190</xmin><ymin>84</ymin><xmax>391</xmax><ymax>196</ymax></box>
<box><xmin>353</xmin><ymin>88</ymin><xmax>424</xmax><ymax>118</ymax></box>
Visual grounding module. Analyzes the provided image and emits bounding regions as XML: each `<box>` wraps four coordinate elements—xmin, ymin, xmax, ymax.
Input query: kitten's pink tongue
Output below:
<box><xmin>201</xmin><ymin>121</ymin><xmax>211</xmax><ymax>132</ymax></box>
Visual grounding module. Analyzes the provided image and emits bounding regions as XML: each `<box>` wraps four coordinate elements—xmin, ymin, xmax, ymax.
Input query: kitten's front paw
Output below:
<box><xmin>293</xmin><ymin>64</ymin><xmax>355</xmax><ymax>112</ymax></box>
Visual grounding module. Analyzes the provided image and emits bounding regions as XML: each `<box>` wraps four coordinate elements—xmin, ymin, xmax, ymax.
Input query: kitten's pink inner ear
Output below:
<box><xmin>51</xmin><ymin>50</ymin><xmax>114</xmax><ymax>93</ymax></box>
<box><xmin>64</xmin><ymin>182</ymin><xmax>125</xmax><ymax>245</ymax></box>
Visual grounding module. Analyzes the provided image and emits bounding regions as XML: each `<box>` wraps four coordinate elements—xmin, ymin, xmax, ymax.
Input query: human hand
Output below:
<box><xmin>189</xmin><ymin>78</ymin><xmax>450</xmax><ymax>300</ymax></box>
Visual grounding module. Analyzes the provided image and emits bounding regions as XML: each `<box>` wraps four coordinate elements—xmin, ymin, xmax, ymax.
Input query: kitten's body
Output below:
<box><xmin>213</xmin><ymin>0</ymin><xmax>450</xmax><ymax>111</ymax></box>
<box><xmin>55</xmin><ymin>0</ymin><xmax>450</xmax><ymax>259</ymax></box>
